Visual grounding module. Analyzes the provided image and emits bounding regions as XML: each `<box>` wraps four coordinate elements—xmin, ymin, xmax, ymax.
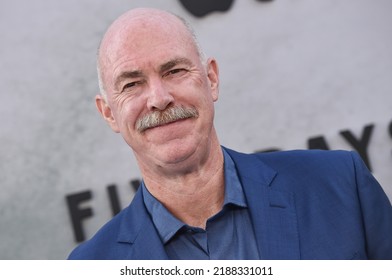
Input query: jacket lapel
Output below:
<box><xmin>226</xmin><ymin>148</ymin><xmax>300</xmax><ymax>260</ymax></box>
<box><xmin>117</xmin><ymin>189</ymin><xmax>169</xmax><ymax>260</ymax></box>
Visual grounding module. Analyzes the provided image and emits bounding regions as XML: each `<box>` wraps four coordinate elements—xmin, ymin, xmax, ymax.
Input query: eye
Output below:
<box><xmin>121</xmin><ymin>81</ymin><xmax>141</xmax><ymax>92</ymax></box>
<box><xmin>164</xmin><ymin>68</ymin><xmax>187</xmax><ymax>77</ymax></box>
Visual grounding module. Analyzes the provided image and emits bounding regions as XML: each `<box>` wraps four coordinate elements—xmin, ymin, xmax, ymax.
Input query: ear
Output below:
<box><xmin>95</xmin><ymin>95</ymin><xmax>120</xmax><ymax>133</ymax></box>
<box><xmin>206</xmin><ymin>58</ymin><xmax>219</xmax><ymax>102</ymax></box>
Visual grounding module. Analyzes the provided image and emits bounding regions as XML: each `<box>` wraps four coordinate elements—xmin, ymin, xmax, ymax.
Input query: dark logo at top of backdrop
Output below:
<box><xmin>178</xmin><ymin>0</ymin><xmax>234</xmax><ymax>18</ymax></box>
<box><xmin>179</xmin><ymin>0</ymin><xmax>274</xmax><ymax>18</ymax></box>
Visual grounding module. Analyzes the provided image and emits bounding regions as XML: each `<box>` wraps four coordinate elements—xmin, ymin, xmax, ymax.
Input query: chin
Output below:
<box><xmin>161</xmin><ymin>144</ymin><xmax>197</xmax><ymax>164</ymax></box>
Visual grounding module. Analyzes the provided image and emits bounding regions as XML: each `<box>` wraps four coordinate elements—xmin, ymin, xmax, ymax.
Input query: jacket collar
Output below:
<box><xmin>117</xmin><ymin>188</ymin><xmax>169</xmax><ymax>260</ymax></box>
<box><xmin>225</xmin><ymin>147</ymin><xmax>301</xmax><ymax>259</ymax></box>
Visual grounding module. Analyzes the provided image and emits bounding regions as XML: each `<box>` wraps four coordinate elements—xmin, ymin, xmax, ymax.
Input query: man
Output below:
<box><xmin>68</xmin><ymin>8</ymin><xmax>392</xmax><ymax>259</ymax></box>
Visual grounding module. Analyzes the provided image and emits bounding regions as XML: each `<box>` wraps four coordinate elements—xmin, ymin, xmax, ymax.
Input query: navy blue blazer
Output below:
<box><xmin>68</xmin><ymin>148</ymin><xmax>392</xmax><ymax>259</ymax></box>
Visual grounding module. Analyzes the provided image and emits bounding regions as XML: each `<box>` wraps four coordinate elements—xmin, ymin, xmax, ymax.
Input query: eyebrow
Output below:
<box><xmin>113</xmin><ymin>57</ymin><xmax>193</xmax><ymax>89</ymax></box>
<box><xmin>114</xmin><ymin>70</ymin><xmax>144</xmax><ymax>89</ymax></box>
<box><xmin>159</xmin><ymin>57</ymin><xmax>193</xmax><ymax>73</ymax></box>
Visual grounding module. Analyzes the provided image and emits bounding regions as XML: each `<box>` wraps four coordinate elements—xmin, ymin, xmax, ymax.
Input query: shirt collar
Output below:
<box><xmin>142</xmin><ymin>148</ymin><xmax>247</xmax><ymax>244</ymax></box>
<box><xmin>142</xmin><ymin>182</ymin><xmax>184</xmax><ymax>244</ymax></box>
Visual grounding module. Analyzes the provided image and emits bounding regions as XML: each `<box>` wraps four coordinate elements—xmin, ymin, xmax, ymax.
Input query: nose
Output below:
<box><xmin>146</xmin><ymin>77</ymin><xmax>174</xmax><ymax>111</ymax></box>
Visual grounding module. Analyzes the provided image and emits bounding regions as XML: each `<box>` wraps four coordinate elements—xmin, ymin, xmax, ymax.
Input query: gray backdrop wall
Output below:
<box><xmin>1</xmin><ymin>0</ymin><xmax>391</xmax><ymax>259</ymax></box>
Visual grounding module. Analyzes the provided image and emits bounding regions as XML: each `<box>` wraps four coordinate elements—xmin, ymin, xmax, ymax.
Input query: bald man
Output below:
<box><xmin>68</xmin><ymin>8</ymin><xmax>392</xmax><ymax>260</ymax></box>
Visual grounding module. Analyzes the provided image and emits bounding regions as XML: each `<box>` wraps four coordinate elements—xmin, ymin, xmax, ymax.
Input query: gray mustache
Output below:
<box><xmin>136</xmin><ymin>105</ymin><xmax>199</xmax><ymax>132</ymax></box>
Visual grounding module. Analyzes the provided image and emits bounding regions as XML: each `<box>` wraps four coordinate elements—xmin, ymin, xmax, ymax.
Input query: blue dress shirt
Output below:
<box><xmin>142</xmin><ymin>149</ymin><xmax>260</xmax><ymax>259</ymax></box>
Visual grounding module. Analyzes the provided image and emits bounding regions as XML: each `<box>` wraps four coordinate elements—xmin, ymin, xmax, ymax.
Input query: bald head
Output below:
<box><xmin>97</xmin><ymin>8</ymin><xmax>205</xmax><ymax>98</ymax></box>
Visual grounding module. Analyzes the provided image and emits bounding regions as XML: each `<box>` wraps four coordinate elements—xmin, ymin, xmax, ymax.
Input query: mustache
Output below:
<box><xmin>136</xmin><ymin>105</ymin><xmax>199</xmax><ymax>132</ymax></box>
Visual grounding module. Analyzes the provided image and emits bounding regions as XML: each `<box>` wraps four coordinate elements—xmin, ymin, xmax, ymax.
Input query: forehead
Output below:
<box><xmin>99</xmin><ymin>12</ymin><xmax>198</xmax><ymax>75</ymax></box>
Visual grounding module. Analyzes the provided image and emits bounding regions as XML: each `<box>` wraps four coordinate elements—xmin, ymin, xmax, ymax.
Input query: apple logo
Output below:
<box><xmin>179</xmin><ymin>0</ymin><xmax>275</xmax><ymax>18</ymax></box>
<box><xmin>178</xmin><ymin>0</ymin><xmax>234</xmax><ymax>17</ymax></box>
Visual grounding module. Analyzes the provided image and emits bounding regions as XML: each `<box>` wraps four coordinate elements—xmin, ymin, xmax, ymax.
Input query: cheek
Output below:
<box><xmin>180</xmin><ymin>77</ymin><xmax>214</xmax><ymax>104</ymax></box>
<box><xmin>112</xmin><ymin>96</ymin><xmax>145</xmax><ymax>131</ymax></box>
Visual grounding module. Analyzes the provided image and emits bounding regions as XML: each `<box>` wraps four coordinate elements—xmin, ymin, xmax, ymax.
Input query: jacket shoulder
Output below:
<box><xmin>225</xmin><ymin>147</ymin><xmax>361</xmax><ymax>194</ymax></box>
<box><xmin>256</xmin><ymin>149</ymin><xmax>356</xmax><ymax>170</ymax></box>
<box><xmin>227</xmin><ymin>147</ymin><xmax>358</xmax><ymax>174</ymax></box>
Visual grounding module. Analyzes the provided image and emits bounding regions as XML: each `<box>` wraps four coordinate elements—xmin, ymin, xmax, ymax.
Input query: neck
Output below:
<box><xmin>140</xmin><ymin>139</ymin><xmax>225</xmax><ymax>229</ymax></box>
